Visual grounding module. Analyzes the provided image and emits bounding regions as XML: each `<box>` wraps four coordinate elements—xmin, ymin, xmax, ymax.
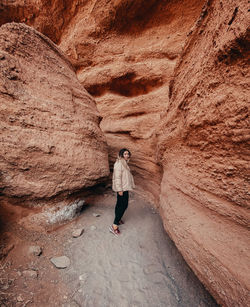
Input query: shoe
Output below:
<box><xmin>109</xmin><ymin>225</ymin><xmax>120</xmax><ymax>235</ymax></box>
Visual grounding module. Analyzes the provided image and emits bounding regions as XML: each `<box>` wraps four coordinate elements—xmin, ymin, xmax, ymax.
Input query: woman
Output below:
<box><xmin>109</xmin><ymin>148</ymin><xmax>135</xmax><ymax>235</ymax></box>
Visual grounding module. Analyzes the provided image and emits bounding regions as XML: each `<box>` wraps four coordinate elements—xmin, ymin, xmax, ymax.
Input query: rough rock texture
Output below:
<box><xmin>0</xmin><ymin>0</ymin><xmax>206</xmax><ymax>203</ymax></box>
<box><xmin>58</xmin><ymin>0</ymin><xmax>206</xmax><ymax>203</ymax></box>
<box><xmin>1</xmin><ymin>1</ymin><xmax>249</xmax><ymax>305</ymax></box>
<box><xmin>0</xmin><ymin>0</ymin><xmax>82</xmax><ymax>44</ymax></box>
<box><xmin>157</xmin><ymin>1</ymin><xmax>250</xmax><ymax>306</ymax></box>
<box><xmin>0</xmin><ymin>23</ymin><xmax>109</xmax><ymax>203</ymax></box>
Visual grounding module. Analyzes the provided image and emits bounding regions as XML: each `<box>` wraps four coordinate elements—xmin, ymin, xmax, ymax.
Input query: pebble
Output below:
<box><xmin>22</xmin><ymin>269</ymin><xmax>38</xmax><ymax>279</ymax></box>
<box><xmin>17</xmin><ymin>295</ymin><xmax>24</xmax><ymax>302</ymax></box>
<box><xmin>79</xmin><ymin>273</ymin><xmax>88</xmax><ymax>282</ymax></box>
<box><xmin>28</xmin><ymin>245</ymin><xmax>42</xmax><ymax>256</ymax></box>
<box><xmin>90</xmin><ymin>225</ymin><xmax>97</xmax><ymax>231</ymax></box>
<box><xmin>93</xmin><ymin>213</ymin><xmax>100</xmax><ymax>217</ymax></box>
<box><xmin>72</xmin><ymin>228</ymin><xmax>84</xmax><ymax>238</ymax></box>
<box><xmin>50</xmin><ymin>256</ymin><xmax>70</xmax><ymax>269</ymax></box>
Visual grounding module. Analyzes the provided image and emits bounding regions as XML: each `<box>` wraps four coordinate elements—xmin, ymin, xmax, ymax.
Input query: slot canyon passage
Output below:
<box><xmin>0</xmin><ymin>0</ymin><xmax>249</xmax><ymax>306</ymax></box>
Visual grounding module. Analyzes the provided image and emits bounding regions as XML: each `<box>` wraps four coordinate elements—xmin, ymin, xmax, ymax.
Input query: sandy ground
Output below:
<box><xmin>0</xmin><ymin>190</ymin><xmax>218</xmax><ymax>306</ymax></box>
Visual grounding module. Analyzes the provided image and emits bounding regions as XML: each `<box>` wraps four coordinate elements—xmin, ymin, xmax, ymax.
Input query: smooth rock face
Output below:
<box><xmin>157</xmin><ymin>1</ymin><xmax>250</xmax><ymax>306</ymax></box>
<box><xmin>0</xmin><ymin>23</ymin><xmax>109</xmax><ymax>202</ymax></box>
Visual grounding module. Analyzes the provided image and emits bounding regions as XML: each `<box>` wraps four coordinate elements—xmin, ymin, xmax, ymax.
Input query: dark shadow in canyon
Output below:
<box><xmin>86</xmin><ymin>72</ymin><xmax>163</xmax><ymax>97</ymax></box>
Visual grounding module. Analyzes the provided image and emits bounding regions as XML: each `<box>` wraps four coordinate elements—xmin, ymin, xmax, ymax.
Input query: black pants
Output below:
<box><xmin>113</xmin><ymin>191</ymin><xmax>129</xmax><ymax>225</ymax></box>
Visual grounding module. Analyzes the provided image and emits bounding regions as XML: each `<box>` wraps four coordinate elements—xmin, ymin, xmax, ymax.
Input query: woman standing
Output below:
<box><xmin>109</xmin><ymin>148</ymin><xmax>135</xmax><ymax>235</ymax></box>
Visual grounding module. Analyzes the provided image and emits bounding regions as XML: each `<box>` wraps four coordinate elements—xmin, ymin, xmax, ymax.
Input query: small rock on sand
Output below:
<box><xmin>17</xmin><ymin>295</ymin><xmax>24</xmax><ymax>302</ymax></box>
<box><xmin>72</xmin><ymin>228</ymin><xmax>84</xmax><ymax>238</ymax></box>
<box><xmin>22</xmin><ymin>269</ymin><xmax>38</xmax><ymax>279</ymax></box>
<box><xmin>50</xmin><ymin>256</ymin><xmax>70</xmax><ymax>269</ymax></box>
<box><xmin>28</xmin><ymin>245</ymin><xmax>42</xmax><ymax>256</ymax></box>
<box><xmin>79</xmin><ymin>273</ymin><xmax>88</xmax><ymax>282</ymax></box>
<box><xmin>93</xmin><ymin>213</ymin><xmax>100</xmax><ymax>217</ymax></box>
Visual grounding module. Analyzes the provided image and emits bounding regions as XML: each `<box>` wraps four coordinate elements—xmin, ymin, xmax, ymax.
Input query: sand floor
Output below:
<box><xmin>0</xmin><ymin>190</ymin><xmax>218</xmax><ymax>306</ymax></box>
<box><xmin>61</xmin><ymin>191</ymin><xmax>218</xmax><ymax>307</ymax></box>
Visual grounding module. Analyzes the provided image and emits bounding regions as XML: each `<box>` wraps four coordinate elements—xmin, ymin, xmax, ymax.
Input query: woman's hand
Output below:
<box><xmin>118</xmin><ymin>191</ymin><xmax>123</xmax><ymax>196</ymax></box>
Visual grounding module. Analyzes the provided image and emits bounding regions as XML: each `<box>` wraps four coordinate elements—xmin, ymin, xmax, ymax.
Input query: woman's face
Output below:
<box><xmin>123</xmin><ymin>151</ymin><xmax>130</xmax><ymax>160</ymax></box>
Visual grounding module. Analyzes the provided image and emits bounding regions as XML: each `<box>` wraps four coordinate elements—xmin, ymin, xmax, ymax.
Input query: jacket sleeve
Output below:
<box><xmin>113</xmin><ymin>161</ymin><xmax>123</xmax><ymax>191</ymax></box>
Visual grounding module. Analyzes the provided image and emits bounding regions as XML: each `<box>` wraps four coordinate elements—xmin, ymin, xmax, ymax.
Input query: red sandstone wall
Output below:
<box><xmin>58</xmin><ymin>0</ymin><xmax>205</xmax><ymax>203</ymax></box>
<box><xmin>157</xmin><ymin>1</ymin><xmax>250</xmax><ymax>306</ymax></box>
<box><xmin>0</xmin><ymin>23</ymin><xmax>109</xmax><ymax>204</ymax></box>
<box><xmin>1</xmin><ymin>1</ymin><xmax>249</xmax><ymax>304</ymax></box>
<box><xmin>0</xmin><ymin>0</ymin><xmax>82</xmax><ymax>44</ymax></box>
<box><xmin>1</xmin><ymin>0</ymin><xmax>205</xmax><ymax>203</ymax></box>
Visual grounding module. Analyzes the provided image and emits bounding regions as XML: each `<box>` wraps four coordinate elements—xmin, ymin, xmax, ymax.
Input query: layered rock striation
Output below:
<box><xmin>157</xmin><ymin>0</ymin><xmax>250</xmax><ymax>306</ymax></box>
<box><xmin>0</xmin><ymin>23</ymin><xmax>109</xmax><ymax>204</ymax></box>
<box><xmin>0</xmin><ymin>0</ymin><xmax>82</xmax><ymax>44</ymax></box>
<box><xmin>1</xmin><ymin>1</ymin><xmax>249</xmax><ymax>305</ymax></box>
<box><xmin>0</xmin><ymin>1</ymin><xmax>206</xmax><ymax>203</ymax></box>
<box><xmin>58</xmin><ymin>0</ymin><xmax>205</xmax><ymax>203</ymax></box>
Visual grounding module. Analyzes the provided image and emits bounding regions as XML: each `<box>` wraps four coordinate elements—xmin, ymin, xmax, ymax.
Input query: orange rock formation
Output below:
<box><xmin>1</xmin><ymin>0</ymin><xmax>249</xmax><ymax>305</ymax></box>
<box><xmin>0</xmin><ymin>23</ymin><xmax>109</xmax><ymax>205</ymax></box>
<box><xmin>59</xmin><ymin>0</ymin><xmax>206</xmax><ymax>203</ymax></box>
<box><xmin>0</xmin><ymin>0</ymin><xmax>206</xmax><ymax>203</ymax></box>
<box><xmin>157</xmin><ymin>1</ymin><xmax>250</xmax><ymax>306</ymax></box>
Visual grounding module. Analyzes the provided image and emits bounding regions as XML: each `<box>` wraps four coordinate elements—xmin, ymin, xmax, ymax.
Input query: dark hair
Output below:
<box><xmin>119</xmin><ymin>148</ymin><xmax>131</xmax><ymax>158</ymax></box>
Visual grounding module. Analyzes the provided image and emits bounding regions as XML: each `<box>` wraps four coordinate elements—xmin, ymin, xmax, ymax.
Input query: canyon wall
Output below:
<box><xmin>1</xmin><ymin>0</ymin><xmax>250</xmax><ymax>305</ymax></box>
<box><xmin>0</xmin><ymin>0</ymin><xmax>205</xmax><ymax>203</ymax></box>
<box><xmin>58</xmin><ymin>0</ymin><xmax>205</xmax><ymax>203</ymax></box>
<box><xmin>0</xmin><ymin>0</ymin><xmax>82</xmax><ymax>44</ymax></box>
<box><xmin>0</xmin><ymin>23</ymin><xmax>109</xmax><ymax>209</ymax></box>
<box><xmin>157</xmin><ymin>0</ymin><xmax>250</xmax><ymax>306</ymax></box>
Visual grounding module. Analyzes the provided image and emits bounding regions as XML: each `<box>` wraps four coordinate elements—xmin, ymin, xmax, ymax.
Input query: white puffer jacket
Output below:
<box><xmin>112</xmin><ymin>158</ymin><xmax>135</xmax><ymax>192</ymax></box>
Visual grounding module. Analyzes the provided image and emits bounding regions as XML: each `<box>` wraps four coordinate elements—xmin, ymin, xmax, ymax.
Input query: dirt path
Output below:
<box><xmin>61</xmin><ymin>191</ymin><xmax>218</xmax><ymax>307</ymax></box>
<box><xmin>1</xmin><ymin>191</ymin><xmax>218</xmax><ymax>306</ymax></box>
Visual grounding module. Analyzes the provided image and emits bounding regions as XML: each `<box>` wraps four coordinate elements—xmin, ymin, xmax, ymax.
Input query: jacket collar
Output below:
<box><xmin>117</xmin><ymin>157</ymin><xmax>130</xmax><ymax>170</ymax></box>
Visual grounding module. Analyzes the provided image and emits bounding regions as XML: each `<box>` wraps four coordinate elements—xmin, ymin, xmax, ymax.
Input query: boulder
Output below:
<box><xmin>0</xmin><ymin>23</ymin><xmax>109</xmax><ymax>203</ymax></box>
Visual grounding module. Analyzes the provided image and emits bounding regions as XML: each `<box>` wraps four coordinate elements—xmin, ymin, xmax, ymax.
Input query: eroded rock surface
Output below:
<box><xmin>157</xmin><ymin>1</ymin><xmax>250</xmax><ymax>306</ymax></box>
<box><xmin>58</xmin><ymin>0</ymin><xmax>205</xmax><ymax>203</ymax></box>
<box><xmin>0</xmin><ymin>0</ymin><xmax>81</xmax><ymax>44</ymax></box>
<box><xmin>0</xmin><ymin>1</ymin><xmax>206</xmax><ymax>204</ymax></box>
<box><xmin>0</xmin><ymin>23</ymin><xmax>109</xmax><ymax>204</ymax></box>
<box><xmin>1</xmin><ymin>1</ymin><xmax>249</xmax><ymax>305</ymax></box>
